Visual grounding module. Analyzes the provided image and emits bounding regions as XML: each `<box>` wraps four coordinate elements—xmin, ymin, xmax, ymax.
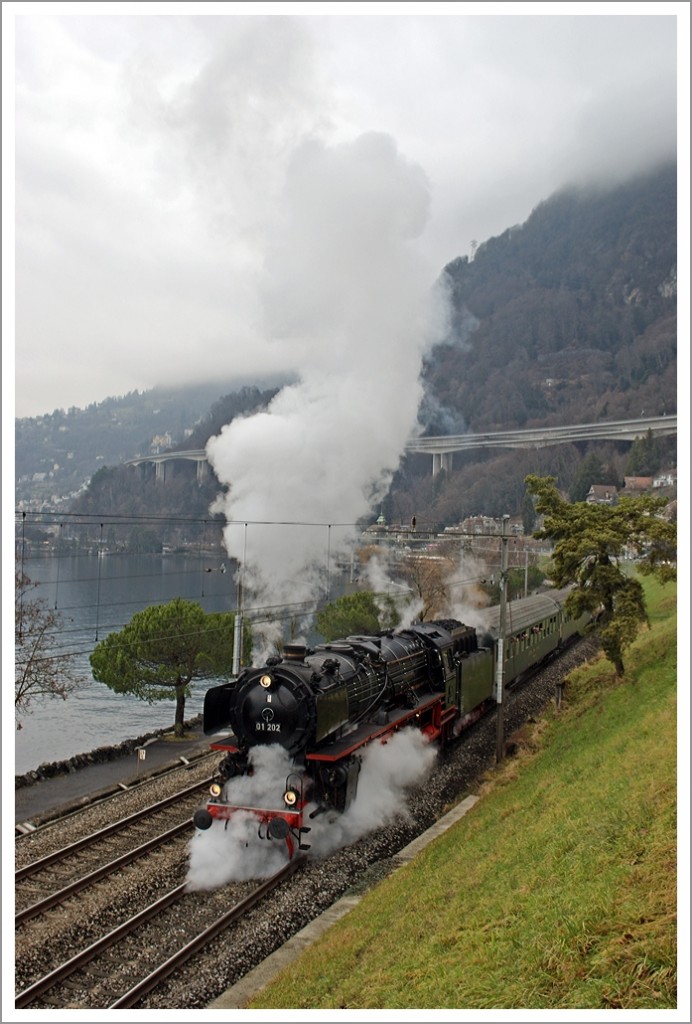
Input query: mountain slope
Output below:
<box><xmin>391</xmin><ymin>162</ymin><xmax>678</xmax><ymax>525</ymax></box>
<box><xmin>423</xmin><ymin>161</ymin><xmax>676</xmax><ymax>434</ymax></box>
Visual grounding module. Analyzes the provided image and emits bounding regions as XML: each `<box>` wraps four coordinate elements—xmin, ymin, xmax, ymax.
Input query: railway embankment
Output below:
<box><xmin>246</xmin><ymin>577</ymin><xmax>680</xmax><ymax>1012</ymax></box>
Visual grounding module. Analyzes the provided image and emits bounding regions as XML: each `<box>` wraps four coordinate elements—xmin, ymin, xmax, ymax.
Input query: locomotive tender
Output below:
<box><xmin>193</xmin><ymin>589</ymin><xmax>589</xmax><ymax>857</ymax></box>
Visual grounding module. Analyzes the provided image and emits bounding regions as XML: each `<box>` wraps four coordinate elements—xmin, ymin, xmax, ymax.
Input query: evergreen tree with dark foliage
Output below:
<box><xmin>316</xmin><ymin>591</ymin><xmax>399</xmax><ymax>641</ymax></box>
<box><xmin>569</xmin><ymin>453</ymin><xmax>608</xmax><ymax>502</ymax></box>
<box><xmin>526</xmin><ymin>475</ymin><xmax>676</xmax><ymax>677</ymax></box>
<box><xmin>624</xmin><ymin>429</ymin><xmax>662</xmax><ymax>477</ymax></box>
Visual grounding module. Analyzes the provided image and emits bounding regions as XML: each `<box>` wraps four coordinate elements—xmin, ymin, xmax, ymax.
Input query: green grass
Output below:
<box><xmin>249</xmin><ymin>577</ymin><xmax>678</xmax><ymax>1011</ymax></box>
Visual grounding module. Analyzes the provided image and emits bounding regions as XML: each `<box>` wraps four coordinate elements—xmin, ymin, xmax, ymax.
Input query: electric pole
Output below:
<box><xmin>232</xmin><ymin>572</ymin><xmax>243</xmax><ymax>677</ymax></box>
<box><xmin>495</xmin><ymin>515</ymin><xmax>510</xmax><ymax>762</ymax></box>
<box><xmin>232</xmin><ymin>524</ymin><xmax>247</xmax><ymax>678</ymax></box>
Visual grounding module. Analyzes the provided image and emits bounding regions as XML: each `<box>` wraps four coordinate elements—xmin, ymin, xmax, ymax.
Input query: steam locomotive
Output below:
<box><xmin>193</xmin><ymin>589</ymin><xmax>589</xmax><ymax>857</ymax></box>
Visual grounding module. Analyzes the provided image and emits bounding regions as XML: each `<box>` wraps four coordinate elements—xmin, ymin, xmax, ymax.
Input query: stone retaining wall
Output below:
<box><xmin>14</xmin><ymin>716</ymin><xmax>203</xmax><ymax>789</ymax></box>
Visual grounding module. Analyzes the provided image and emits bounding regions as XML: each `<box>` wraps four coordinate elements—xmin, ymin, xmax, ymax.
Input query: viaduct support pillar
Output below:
<box><xmin>432</xmin><ymin>452</ymin><xmax>453</xmax><ymax>476</ymax></box>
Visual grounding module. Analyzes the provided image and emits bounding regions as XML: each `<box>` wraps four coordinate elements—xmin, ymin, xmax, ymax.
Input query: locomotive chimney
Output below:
<box><xmin>282</xmin><ymin>643</ymin><xmax>307</xmax><ymax>661</ymax></box>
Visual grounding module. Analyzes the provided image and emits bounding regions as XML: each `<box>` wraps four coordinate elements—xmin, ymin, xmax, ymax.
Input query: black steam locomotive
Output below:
<box><xmin>193</xmin><ymin>589</ymin><xmax>589</xmax><ymax>857</ymax></box>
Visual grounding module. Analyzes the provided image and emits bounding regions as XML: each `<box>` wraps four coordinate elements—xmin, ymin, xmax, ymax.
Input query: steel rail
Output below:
<box><xmin>15</xmin><ymin>883</ymin><xmax>187</xmax><ymax>1008</ymax></box>
<box><xmin>15</xmin><ymin>778</ymin><xmax>211</xmax><ymax>880</ymax></box>
<box><xmin>16</xmin><ymin>819</ymin><xmax>193</xmax><ymax>925</ymax></box>
<box><xmin>110</xmin><ymin>857</ymin><xmax>307</xmax><ymax>1009</ymax></box>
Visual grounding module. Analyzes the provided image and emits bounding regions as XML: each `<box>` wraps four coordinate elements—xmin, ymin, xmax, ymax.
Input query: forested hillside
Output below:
<box><xmin>424</xmin><ymin>161</ymin><xmax>676</xmax><ymax>434</ymax></box>
<box><xmin>63</xmin><ymin>386</ymin><xmax>282</xmax><ymax>549</ymax></box>
<box><xmin>15</xmin><ymin>381</ymin><xmax>284</xmax><ymax>509</ymax></box>
<box><xmin>15</xmin><ymin>381</ymin><xmax>236</xmax><ymax>507</ymax></box>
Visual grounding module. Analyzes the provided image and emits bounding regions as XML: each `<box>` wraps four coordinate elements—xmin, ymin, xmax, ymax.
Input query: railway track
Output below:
<box><xmin>15</xmin><ymin>761</ymin><xmax>225</xmax><ymax>1002</ymax></box>
<box><xmin>16</xmin><ymin>858</ymin><xmax>305</xmax><ymax>1009</ymax></box>
<box><xmin>16</xmin><ymin>818</ymin><xmax>194</xmax><ymax>926</ymax></box>
<box><xmin>15</xmin><ymin>779</ymin><xmax>212</xmax><ymax>919</ymax></box>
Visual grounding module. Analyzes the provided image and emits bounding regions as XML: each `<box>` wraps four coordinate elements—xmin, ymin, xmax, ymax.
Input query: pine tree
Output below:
<box><xmin>525</xmin><ymin>475</ymin><xmax>676</xmax><ymax>677</ymax></box>
<box><xmin>90</xmin><ymin>599</ymin><xmax>244</xmax><ymax>736</ymax></box>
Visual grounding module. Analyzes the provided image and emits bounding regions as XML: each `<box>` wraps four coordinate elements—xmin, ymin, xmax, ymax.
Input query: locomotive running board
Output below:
<box><xmin>209</xmin><ymin>734</ymin><xmax>240</xmax><ymax>753</ymax></box>
<box><xmin>306</xmin><ymin>693</ymin><xmax>444</xmax><ymax>763</ymax></box>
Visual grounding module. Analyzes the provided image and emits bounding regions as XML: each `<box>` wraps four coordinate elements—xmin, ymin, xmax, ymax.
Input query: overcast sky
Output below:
<box><xmin>4</xmin><ymin>2</ymin><xmax>687</xmax><ymax>420</ymax></box>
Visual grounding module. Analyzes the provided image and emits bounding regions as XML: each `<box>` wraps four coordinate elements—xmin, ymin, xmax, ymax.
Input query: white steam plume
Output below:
<box><xmin>207</xmin><ymin>132</ymin><xmax>449</xmax><ymax>647</ymax></box>
<box><xmin>308</xmin><ymin>728</ymin><xmax>438</xmax><ymax>859</ymax></box>
<box><xmin>446</xmin><ymin>550</ymin><xmax>495</xmax><ymax>632</ymax></box>
<box><xmin>363</xmin><ymin>544</ymin><xmax>494</xmax><ymax>633</ymax></box>
<box><xmin>186</xmin><ymin>730</ymin><xmax>437</xmax><ymax>886</ymax></box>
<box><xmin>364</xmin><ymin>553</ymin><xmax>424</xmax><ymax>630</ymax></box>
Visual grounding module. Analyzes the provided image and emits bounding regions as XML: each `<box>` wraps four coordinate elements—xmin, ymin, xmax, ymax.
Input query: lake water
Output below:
<box><xmin>13</xmin><ymin>552</ymin><xmax>242</xmax><ymax>775</ymax></box>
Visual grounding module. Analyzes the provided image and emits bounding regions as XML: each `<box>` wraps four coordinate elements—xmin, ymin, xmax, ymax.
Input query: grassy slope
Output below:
<box><xmin>251</xmin><ymin>578</ymin><xmax>678</xmax><ymax>1011</ymax></box>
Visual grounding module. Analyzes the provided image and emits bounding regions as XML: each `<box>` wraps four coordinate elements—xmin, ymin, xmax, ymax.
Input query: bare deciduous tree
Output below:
<box><xmin>397</xmin><ymin>548</ymin><xmax>458</xmax><ymax>621</ymax></box>
<box><xmin>15</xmin><ymin>566</ymin><xmax>82</xmax><ymax>727</ymax></box>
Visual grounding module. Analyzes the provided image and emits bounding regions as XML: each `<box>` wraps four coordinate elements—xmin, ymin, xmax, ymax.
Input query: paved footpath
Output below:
<box><xmin>14</xmin><ymin>733</ymin><xmax>214</xmax><ymax>827</ymax></box>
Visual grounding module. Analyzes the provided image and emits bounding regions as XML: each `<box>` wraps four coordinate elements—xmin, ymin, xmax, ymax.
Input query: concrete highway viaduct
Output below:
<box><xmin>125</xmin><ymin>415</ymin><xmax>677</xmax><ymax>481</ymax></box>
<box><xmin>407</xmin><ymin>415</ymin><xmax>677</xmax><ymax>476</ymax></box>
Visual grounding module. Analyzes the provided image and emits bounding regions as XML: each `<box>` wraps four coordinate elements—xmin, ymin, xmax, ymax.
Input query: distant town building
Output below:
<box><xmin>622</xmin><ymin>476</ymin><xmax>654</xmax><ymax>494</ymax></box>
<box><xmin>457</xmin><ymin>516</ymin><xmax>517</xmax><ymax>535</ymax></box>
<box><xmin>151</xmin><ymin>433</ymin><xmax>172</xmax><ymax>453</ymax></box>
<box><xmin>653</xmin><ymin>469</ymin><xmax>677</xmax><ymax>488</ymax></box>
<box><xmin>585</xmin><ymin>484</ymin><xmax>619</xmax><ymax>505</ymax></box>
